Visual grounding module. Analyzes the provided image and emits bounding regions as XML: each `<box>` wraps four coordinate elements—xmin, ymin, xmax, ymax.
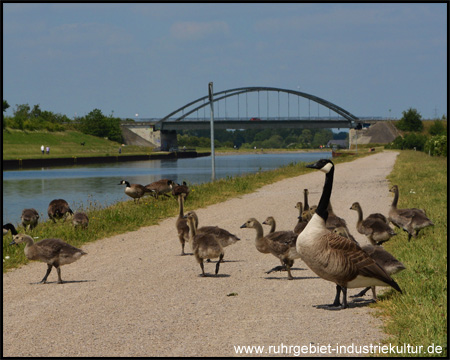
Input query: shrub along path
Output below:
<box><xmin>3</xmin><ymin>151</ymin><xmax>400</xmax><ymax>357</ymax></box>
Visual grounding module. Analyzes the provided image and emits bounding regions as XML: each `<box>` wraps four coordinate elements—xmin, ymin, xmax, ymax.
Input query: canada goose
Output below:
<box><xmin>294</xmin><ymin>202</ymin><xmax>308</xmax><ymax>235</ymax></box>
<box><xmin>388</xmin><ymin>185</ymin><xmax>434</xmax><ymax>241</ymax></box>
<box><xmin>175</xmin><ymin>194</ymin><xmax>191</xmax><ymax>255</ymax></box>
<box><xmin>145</xmin><ymin>179</ymin><xmax>174</xmax><ymax>199</ymax></box>
<box><xmin>118</xmin><ymin>180</ymin><xmax>150</xmax><ymax>204</ymax></box>
<box><xmin>72</xmin><ymin>212</ymin><xmax>89</xmax><ymax>229</ymax></box>
<box><xmin>21</xmin><ymin>208</ymin><xmax>40</xmax><ymax>230</ymax></box>
<box><xmin>351</xmin><ymin>244</ymin><xmax>406</xmax><ymax>300</ymax></box>
<box><xmin>262</xmin><ymin>216</ymin><xmax>277</xmax><ymax>234</ymax></box>
<box><xmin>296</xmin><ymin>159</ymin><xmax>402</xmax><ymax>309</ymax></box>
<box><xmin>263</xmin><ymin>215</ymin><xmax>303</xmax><ymax>276</ymax></box>
<box><xmin>350</xmin><ymin>202</ymin><xmax>396</xmax><ymax>245</ymax></box>
<box><xmin>3</xmin><ymin>223</ymin><xmax>18</xmax><ymax>236</ymax></box>
<box><xmin>325</xmin><ymin>202</ymin><xmax>348</xmax><ymax>231</ymax></box>
<box><xmin>241</xmin><ymin>218</ymin><xmax>300</xmax><ymax>280</ymax></box>
<box><xmin>302</xmin><ymin>189</ymin><xmax>317</xmax><ymax>221</ymax></box>
<box><xmin>185</xmin><ymin>210</ymin><xmax>240</xmax><ymax>254</ymax></box>
<box><xmin>10</xmin><ymin>234</ymin><xmax>87</xmax><ymax>284</ymax></box>
<box><xmin>171</xmin><ymin>181</ymin><xmax>190</xmax><ymax>199</ymax></box>
<box><xmin>48</xmin><ymin>199</ymin><xmax>73</xmax><ymax>223</ymax></box>
<box><xmin>184</xmin><ymin>212</ymin><xmax>224</xmax><ymax>276</ymax></box>
<box><xmin>332</xmin><ymin>227</ymin><xmax>358</xmax><ymax>243</ymax></box>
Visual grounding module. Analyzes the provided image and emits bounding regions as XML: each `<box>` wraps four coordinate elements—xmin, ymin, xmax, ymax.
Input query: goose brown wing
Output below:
<box><xmin>326</xmin><ymin>234</ymin><xmax>401</xmax><ymax>292</ymax></box>
<box><xmin>35</xmin><ymin>239</ymin><xmax>83</xmax><ymax>258</ymax></box>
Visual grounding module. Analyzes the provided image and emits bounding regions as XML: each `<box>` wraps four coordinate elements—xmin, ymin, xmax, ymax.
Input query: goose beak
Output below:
<box><xmin>240</xmin><ymin>223</ymin><xmax>247</xmax><ymax>229</ymax></box>
<box><xmin>306</xmin><ymin>161</ymin><xmax>321</xmax><ymax>169</ymax></box>
<box><xmin>9</xmin><ymin>240</ymin><xmax>17</xmax><ymax>246</ymax></box>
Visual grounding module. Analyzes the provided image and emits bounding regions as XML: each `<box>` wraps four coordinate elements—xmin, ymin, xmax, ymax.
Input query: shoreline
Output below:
<box><xmin>3</xmin><ymin>148</ymin><xmax>334</xmax><ymax>169</ymax></box>
<box><xmin>2</xmin><ymin>151</ymin><xmax>210</xmax><ymax>170</ymax></box>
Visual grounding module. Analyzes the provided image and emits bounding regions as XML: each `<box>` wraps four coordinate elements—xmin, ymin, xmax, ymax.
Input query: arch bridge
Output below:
<box><xmin>153</xmin><ymin>86</ymin><xmax>360</xmax><ymax>131</ymax></box>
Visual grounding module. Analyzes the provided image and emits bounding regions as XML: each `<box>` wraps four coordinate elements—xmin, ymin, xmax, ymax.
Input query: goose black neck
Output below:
<box><xmin>315</xmin><ymin>165</ymin><xmax>334</xmax><ymax>221</ymax></box>
<box><xmin>392</xmin><ymin>187</ymin><xmax>399</xmax><ymax>208</ymax></box>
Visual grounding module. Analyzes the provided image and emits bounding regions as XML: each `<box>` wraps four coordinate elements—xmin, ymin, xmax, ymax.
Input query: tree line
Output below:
<box><xmin>2</xmin><ymin>100</ymin><xmax>123</xmax><ymax>143</ymax></box>
<box><xmin>3</xmin><ymin>100</ymin><xmax>446</xmax><ymax>155</ymax></box>
<box><xmin>177</xmin><ymin>127</ymin><xmax>347</xmax><ymax>149</ymax></box>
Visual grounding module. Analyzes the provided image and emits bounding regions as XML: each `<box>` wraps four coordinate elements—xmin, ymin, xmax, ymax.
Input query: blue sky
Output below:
<box><xmin>3</xmin><ymin>3</ymin><xmax>447</xmax><ymax>120</ymax></box>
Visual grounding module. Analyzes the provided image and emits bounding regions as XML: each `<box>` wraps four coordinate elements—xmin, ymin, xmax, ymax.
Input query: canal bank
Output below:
<box><xmin>2</xmin><ymin>151</ymin><xmax>210</xmax><ymax>170</ymax></box>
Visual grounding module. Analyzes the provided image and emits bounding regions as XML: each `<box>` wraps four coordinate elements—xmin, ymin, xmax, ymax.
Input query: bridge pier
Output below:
<box><xmin>160</xmin><ymin>130</ymin><xmax>178</xmax><ymax>151</ymax></box>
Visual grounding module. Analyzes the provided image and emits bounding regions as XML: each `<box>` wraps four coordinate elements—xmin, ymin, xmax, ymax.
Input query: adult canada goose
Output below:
<box><xmin>10</xmin><ymin>234</ymin><xmax>87</xmax><ymax>284</ymax></box>
<box><xmin>48</xmin><ymin>199</ymin><xmax>73</xmax><ymax>223</ymax></box>
<box><xmin>72</xmin><ymin>212</ymin><xmax>89</xmax><ymax>229</ymax></box>
<box><xmin>118</xmin><ymin>180</ymin><xmax>150</xmax><ymax>204</ymax></box>
<box><xmin>145</xmin><ymin>179</ymin><xmax>174</xmax><ymax>199</ymax></box>
<box><xmin>184</xmin><ymin>212</ymin><xmax>224</xmax><ymax>276</ymax></box>
<box><xmin>171</xmin><ymin>181</ymin><xmax>190</xmax><ymax>199</ymax></box>
<box><xmin>21</xmin><ymin>208</ymin><xmax>40</xmax><ymax>230</ymax></box>
<box><xmin>294</xmin><ymin>202</ymin><xmax>309</xmax><ymax>235</ymax></box>
<box><xmin>350</xmin><ymin>202</ymin><xmax>396</xmax><ymax>245</ymax></box>
<box><xmin>296</xmin><ymin>159</ymin><xmax>402</xmax><ymax>309</ymax></box>
<box><xmin>388</xmin><ymin>185</ymin><xmax>434</xmax><ymax>241</ymax></box>
<box><xmin>241</xmin><ymin>218</ymin><xmax>300</xmax><ymax>280</ymax></box>
<box><xmin>3</xmin><ymin>223</ymin><xmax>18</xmax><ymax>236</ymax></box>
<box><xmin>175</xmin><ymin>194</ymin><xmax>191</xmax><ymax>255</ymax></box>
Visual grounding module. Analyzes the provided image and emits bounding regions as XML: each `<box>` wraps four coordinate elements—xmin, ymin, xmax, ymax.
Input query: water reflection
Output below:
<box><xmin>3</xmin><ymin>152</ymin><xmax>330</xmax><ymax>225</ymax></box>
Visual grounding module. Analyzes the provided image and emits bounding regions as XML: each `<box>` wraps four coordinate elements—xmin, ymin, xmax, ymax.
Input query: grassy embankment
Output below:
<box><xmin>374</xmin><ymin>150</ymin><xmax>447</xmax><ymax>357</ymax></box>
<box><xmin>2</xmin><ymin>128</ymin><xmax>159</xmax><ymax>160</ymax></box>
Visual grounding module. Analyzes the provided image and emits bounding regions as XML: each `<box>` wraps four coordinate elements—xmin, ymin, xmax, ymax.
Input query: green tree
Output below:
<box><xmin>428</xmin><ymin>120</ymin><xmax>446</xmax><ymax>136</ymax></box>
<box><xmin>78</xmin><ymin>109</ymin><xmax>122</xmax><ymax>142</ymax></box>
<box><xmin>396</xmin><ymin>108</ymin><xmax>423</xmax><ymax>132</ymax></box>
<box><xmin>3</xmin><ymin>100</ymin><xmax>10</xmax><ymax>112</ymax></box>
<box><xmin>312</xmin><ymin>129</ymin><xmax>333</xmax><ymax>148</ymax></box>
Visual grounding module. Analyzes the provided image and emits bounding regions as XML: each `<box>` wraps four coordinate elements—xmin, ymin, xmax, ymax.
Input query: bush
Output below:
<box><xmin>385</xmin><ymin>133</ymin><xmax>427</xmax><ymax>151</ymax></box>
<box><xmin>424</xmin><ymin>135</ymin><xmax>447</xmax><ymax>157</ymax></box>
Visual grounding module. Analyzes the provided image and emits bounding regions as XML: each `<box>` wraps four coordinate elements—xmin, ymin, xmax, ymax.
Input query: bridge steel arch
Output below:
<box><xmin>154</xmin><ymin>87</ymin><xmax>359</xmax><ymax>130</ymax></box>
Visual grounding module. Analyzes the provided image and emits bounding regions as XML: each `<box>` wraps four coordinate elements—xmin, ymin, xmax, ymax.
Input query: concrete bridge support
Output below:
<box><xmin>120</xmin><ymin>124</ymin><xmax>168</xmax><ymax>149</ymax></box>
<box><xmin>160</xmin><ymin>130</ymin><xmax>178</xmax><ymax>151</ymax></box>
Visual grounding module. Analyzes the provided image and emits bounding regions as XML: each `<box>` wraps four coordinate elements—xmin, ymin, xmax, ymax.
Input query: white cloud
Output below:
<box><xmin>170</xmin><ymin>21</ymin><xmax>229</xmax><ymax>41</ymax></box>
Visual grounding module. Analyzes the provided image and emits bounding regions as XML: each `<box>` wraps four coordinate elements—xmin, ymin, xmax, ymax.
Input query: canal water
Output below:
<box><xmin>2</xmin><ymin>152</ymin><xmax>330</xmax><ymax>225</ymax></box>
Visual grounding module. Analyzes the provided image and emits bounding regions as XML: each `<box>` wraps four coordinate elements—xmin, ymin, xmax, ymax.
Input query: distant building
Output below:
<box><xmin>327</xmin><ymin>139</ymin><xmax>348</xmax><ymax>149</ymax></box>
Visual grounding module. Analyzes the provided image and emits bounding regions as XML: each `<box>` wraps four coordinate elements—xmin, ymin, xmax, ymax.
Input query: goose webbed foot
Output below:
<box><xmin>325</xmin><ymin>285</ymin><xmax>348</xmax><ymax>309</ymax></box>
<box><xmin>351</xmin><ymin>287</ymin><xmax>370</xmax><ymax>298</ymax></box>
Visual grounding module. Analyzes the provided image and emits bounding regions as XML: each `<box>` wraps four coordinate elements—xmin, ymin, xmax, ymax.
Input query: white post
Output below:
<box><xmin>209</xmin><ymin>82</ymin><xmax>216</xmax><ymax>181</ymax></box>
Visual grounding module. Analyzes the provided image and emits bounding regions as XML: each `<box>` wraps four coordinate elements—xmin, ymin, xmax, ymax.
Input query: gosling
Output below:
<box><xmin>10</xmin><ymin>234</ymin><xmax>87</xmax><ymax>284</ymax></box>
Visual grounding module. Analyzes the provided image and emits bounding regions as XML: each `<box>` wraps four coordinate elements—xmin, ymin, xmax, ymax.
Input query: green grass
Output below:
<box><xmin>2</xmin><ymin>128</ymin><xmax>156</xmax><ymax>160</ymax></box>
<box><xmin>373</xmin><ymin>150</ymin><xmax>447</xmax><ymax>357</ymax></box>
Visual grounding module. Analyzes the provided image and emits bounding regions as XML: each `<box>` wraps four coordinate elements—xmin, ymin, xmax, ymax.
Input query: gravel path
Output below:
<box><xmin>3</xmin><ymin>151</ymin><xmax>399</xmax><ymax>357</ymax></box>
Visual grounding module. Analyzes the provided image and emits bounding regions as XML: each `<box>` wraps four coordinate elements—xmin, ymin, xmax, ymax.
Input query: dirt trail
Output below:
<box><xmin>3</xmin><ymin>151</ymin><xmax>399</xmax><ymax>357</ymax></box>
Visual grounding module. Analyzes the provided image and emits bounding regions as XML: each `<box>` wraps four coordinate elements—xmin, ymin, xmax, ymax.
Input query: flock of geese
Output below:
<box><xmin>4</xmin><ymin>159</ymin><xmax>434</xmax><ymax>309</ymax></box>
